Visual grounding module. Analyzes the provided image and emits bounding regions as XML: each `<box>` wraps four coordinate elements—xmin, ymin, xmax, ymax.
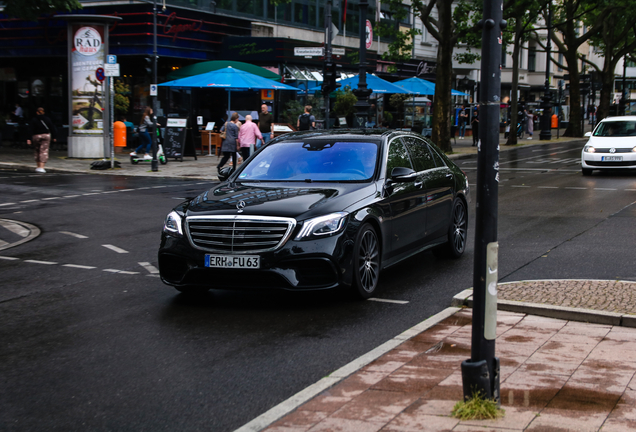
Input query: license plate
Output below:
<box><xmin>205</xmin><ymin>255</ymin><xmax>260</xmax><ymax>269</ymax></box>
<box><xmin>602</xmin><ymin>156</ymin><xmax>623</xmax><ymax>161</ymax></box>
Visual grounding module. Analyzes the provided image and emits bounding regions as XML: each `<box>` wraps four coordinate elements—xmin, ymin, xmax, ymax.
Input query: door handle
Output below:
<box><xmin>445</xmin><ymin>173</ymin><xmax>454</xmax><ymax>179</ymax></box>
<box><xmin>414</xmin><ymin>181</ymin><xmax>424</xmax><ymax>188</ymax></box>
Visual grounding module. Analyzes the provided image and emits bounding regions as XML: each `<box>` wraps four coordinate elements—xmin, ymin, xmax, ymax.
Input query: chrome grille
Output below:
<box><xmin>186</xmin><ymin>216</ymin><xmax>296</xmax><ymax>253</ymax></box>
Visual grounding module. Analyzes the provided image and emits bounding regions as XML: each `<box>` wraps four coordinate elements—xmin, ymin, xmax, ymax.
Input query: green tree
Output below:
<box><xmin>535</xmin><ymin>0</ymin><xmax>613</xmax><ymax>137</ymax></box>
<box><xmin>3</xmin><ymin>0</ymin><xmax>82</xmax><ymax>21</ymax></box>
<box><xmin>333</xmin><ymin>86</ymin><xmax>358</xmax><ymax>126</ymax></box>
<box><xmin>503</xmin><ymin>0</ymin><xmax>549</xmax><ymax>146</ymax></box>
<box><xmin>410</xmin><ymin>0</ymin><xmax>483</xmax><ymax>152</ymax></box>
<box><xmin>114</xmin><ymin>80</ymin><xmax>131</xmax><ymax>117</ymax></box>
<box><xmin>583</xmin><ymin>2</ymin><xmax>636</xmax><ymax>122</ymax></box>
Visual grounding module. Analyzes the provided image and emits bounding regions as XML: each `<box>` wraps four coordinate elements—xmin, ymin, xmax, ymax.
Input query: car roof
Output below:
<box><xmin>600</xmin><ymin>116</ymin><xmax>636</xmax><ymax>122</ymax></box>
<box><xmin>274</xmin><ymin>128</ymin><xmax>426</xmax><ymax>143</ymax></box>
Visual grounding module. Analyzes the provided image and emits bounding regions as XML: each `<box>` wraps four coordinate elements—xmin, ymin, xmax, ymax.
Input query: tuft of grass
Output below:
<box><xmin>451</xmin><ymin>391</ymin><xmax>505</xmax><ymax>421</ymax></box>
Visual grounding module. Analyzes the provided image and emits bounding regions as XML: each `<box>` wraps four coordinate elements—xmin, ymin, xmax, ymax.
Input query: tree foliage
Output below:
<box><xmin>3</xmin><ymin>0</ymin><xmax>82</xmax><ymax>21</ymax></box>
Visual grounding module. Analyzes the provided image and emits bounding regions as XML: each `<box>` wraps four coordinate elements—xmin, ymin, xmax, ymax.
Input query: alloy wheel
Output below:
<box><xmin>357</xmin><ymin>229</ymin><xmax>380</xmax><ymax>293</ymax></box>
<box><xmin>452</xmin><ymin>201</ymin><xmax>467</xmax><ymax>254</ymax></box>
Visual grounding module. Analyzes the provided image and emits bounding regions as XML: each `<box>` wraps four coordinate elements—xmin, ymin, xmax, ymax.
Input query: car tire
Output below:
<box><xmin>433</xmin><ymin>198</ymin><xmax>468</xmax><ymax>259</ymax></box>
<box><xmin>352</xmin><ymin>223</ymin><xmax>381</xmax><ymax>300</ymax></box>
<box><xmin>582</xmin><ymin>167</ymin><xmax>593</xmax><ymax>176</ymax></box>
<box><xmin>175</xmin><ymin>285</ymin><xmax>210</xmax><ymax>296</ymax></box>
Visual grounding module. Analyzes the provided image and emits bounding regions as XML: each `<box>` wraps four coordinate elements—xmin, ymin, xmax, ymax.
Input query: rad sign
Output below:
<box><xmin>71</xmin><ymin>24</ymin><xmax>105</xmax><ymax>135</ymax></box>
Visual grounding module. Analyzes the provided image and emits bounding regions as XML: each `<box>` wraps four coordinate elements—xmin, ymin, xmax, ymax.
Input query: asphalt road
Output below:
<box><xmin>0</xmin><ymin>141</ymin><xmax>634</xmax><ymax>431</ymax></box>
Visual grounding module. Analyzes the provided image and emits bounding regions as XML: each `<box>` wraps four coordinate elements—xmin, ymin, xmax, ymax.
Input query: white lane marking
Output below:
<box><xmin>511</xmin><ymin>185</ymin><xmax>531</xmax><ymax>188</ymax></box>
<box><xmin>368</xmin><ymin>297</ymin><xmax>409</xmax><ymax>305</ymax></box>
<box><xmin>42</xmin><ymin>197</ymin><xmax>60</xmax><ymax>201</ymax></box>
<box><xmin>0</xmin><ymin>203</ymin><xmax>16</xmax><ymax>207</ymax></box>
<box><xmin>565</xmin><ymin>187</ymin><xmax>587</xmax><ymax>190</ymax></box>
<box><xmin>20</xmin><ymin>199</ymin><xmax>39</xmax><ymax>203</ymax></box>
<box><xmin>0</xmin><ymin>239</ymin><xmax>8</xmax><ymax>247</ymax></box>
<box><xmin>594</xmin><ymin>188</ymin><xmax>617</xmax><ymax>191</ymax></box>
<box><xmin>138</xmin><ymin>262</ymin><xmax>159</xmax><ymax>274</ymax></box>
<box><xmin>626</xmin><ymin>189</ymin><xmax>636</xmax><ymax>191</ymax></box>
<box><xmin>0</xmin><ymin>255</ymin><xmax>19</xmax><ymax>260</ymax></box>
<box><xmin>0</xmin><ymin>220</ymin><xmax>29</xmax><ymax>237</ymax></box>
<box><xmin>233</xmin><ymin>307</ymin><xmax>460</xmax><ymax>432</ymax></box>
<box><xmin>63</xmin><ymin>264</ymin><xmax>96</xmax><ymax>269</ymax></box>
<box><xmin>119</xmin><ymin>270</ymin><xmax>140</xmax><ymax>275</ymax></box>
<box><xmin>63</xmin><ymin>195</ymin><xmax>81</xmax><ymax>198</ymax></box>
<box><xmin>500</xmin><ymin>148</ymin><xmax>574</xmax><ymax>165</ymax></box>
<box><xmin>24</xmin><ymin>260</ymin><xmax>57</xmax><ymax>265</ymax></box>
<box><xmin>146</xmin><ymin>274</ymin><xmax>161</xmax><ymax>278</ymax></box>
<box><xmin>102</xmin><ymin>269</ymin><xmax>140</xmax><ymax>274</ymax></box>
<box><xmin>152</xmin><ymin>186</ymin><xmax>167</xmax><ymax>188</ymax></box>
<box><xmin>102</xmin><ymin>191</ymin><xmax>119</xmax><ymax>194</ymax></box>
<box><xmin>537</xmin><ymin>186</ymin><xmax>559</xmax><ymax>189</ymax></box>
<box><xmin>59</xmin><ymin>231</ymin><xmax>88</xmax><ymax>239</ymax></box>
<box><xmin>117</xmin><ymin>189</ymin><xmax>135</xmax><ymax>192</ymax></box>
<box><xmin>102</xmin><ymin>244</ymin><xmax>129</xmax><ymax>254</ymax></box>
<box><xmin>103</xmin><ymin>269</ymin><xmax>121</xmax><ymax>273</ymax></box>
<box><xmin>82</xmin><ymin>193</ymin><xmax>100</xmax><ymax>196</ymax></box>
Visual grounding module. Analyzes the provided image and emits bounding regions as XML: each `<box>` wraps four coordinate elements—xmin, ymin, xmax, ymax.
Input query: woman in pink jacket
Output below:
<box><xmin>237</xmin><ymin>115</ymin><xmax>263</xmax><ymax>163</ymax></box>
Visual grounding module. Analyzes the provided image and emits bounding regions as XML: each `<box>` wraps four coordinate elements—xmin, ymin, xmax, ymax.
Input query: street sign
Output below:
<box><xmin>332</xmin><ymin>48</ymin><xmax>345</xmax><ymax>56</ymax></box>
<box><xmin>104</xmin><ymin>63</ymin><xmax>120</xmax><ymax>77</ymax></box>
<box><xmin>107</xmin><ymin>55</ymin><xmax>117</xmax><ymax>64</ymax></box>
<box><xmin>150</xmin><ymin>84</ymin><xmax>158</xmax><ymax>96</ymax></box>
<box><xmin>365</xmin><ymin>20</ymin><xmax>373</xmax><ymax>49</ymax></box>
<box><xmin>330</xmin><ymin>23</ymin><xmax>339</xmax><ymax>41</ymax></box>
<box><xmin>95</xmin><ymin>67</ymin><xmax>105</xmax><ymax>82</ymax></box>
<box><xmin>294</xmin><ymin>47</ymin><xmax>324</xmax><ymax>57</ymax></box>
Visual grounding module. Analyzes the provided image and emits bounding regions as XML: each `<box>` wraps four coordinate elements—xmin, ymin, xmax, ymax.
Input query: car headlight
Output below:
<box><xmin>163</xmin><ymin>211</ymin><xmax>183</xmax><ymax>236</ymax></box>
<box><xmin>295</xmin><ymin>212</ymin><xmax>348</xmax><ymax>240</ymax></box>
<box><xmin>632</xmin><ymin>146</ymin><xmax>636</xmax><ymax>153</ymax></box>
<box><xmin>584</xmin><ymin>145</ymin><xmax>596</xmax><ymax>153</ymax></box>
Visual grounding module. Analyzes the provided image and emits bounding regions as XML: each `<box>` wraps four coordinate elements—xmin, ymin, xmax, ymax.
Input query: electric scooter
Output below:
<box><xmin>131</xmin><ymin>144</ymin><xmax>168</xmax><ymax>165</ymax></box>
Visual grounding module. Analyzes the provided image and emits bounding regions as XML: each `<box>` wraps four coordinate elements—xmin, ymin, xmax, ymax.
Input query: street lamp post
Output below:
<box><xmin>352</xmin><ymin>0</ymin><xmax>371</xmax><ymax>126</ymax></box>
<box><xmin>461</xmin><ymin>0</ymin><xmax>504</xmax><ymax>405</ymax></box>
<box><xmin>151</xmin><ymin>0</ymin><xmax>159</xmax><ymax>172</ymax></box>
<box><xmin>539</xmin><ymin>3</ymin><xmax>552</xmax><ymax>141</ymax></box>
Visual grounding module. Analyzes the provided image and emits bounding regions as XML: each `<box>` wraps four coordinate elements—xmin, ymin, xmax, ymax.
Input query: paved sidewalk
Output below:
<box><xmin>242</xmin><ymin>284</ymin><xmax>636</xmax><ymax>432</ymax></box>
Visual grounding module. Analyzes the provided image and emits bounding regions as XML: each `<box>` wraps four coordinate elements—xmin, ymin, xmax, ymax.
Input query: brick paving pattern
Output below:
<box><xmin>263</xmin><ymin>310</ymin><xmax>636</xmax><ymax>432</ymax></box>
<box><xmin>498</xmin><ymin>280</ymin><xmax>636</xmax><ymax>316</ymax></box>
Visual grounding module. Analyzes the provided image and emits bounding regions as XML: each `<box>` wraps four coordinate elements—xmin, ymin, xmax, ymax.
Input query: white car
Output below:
<box><xmin>581</xmin><ymin>116</ymin><xmax>636</xmax><ymax>175</ymax></box>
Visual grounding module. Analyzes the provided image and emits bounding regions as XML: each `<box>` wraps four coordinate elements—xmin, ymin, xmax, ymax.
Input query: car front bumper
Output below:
<box><xmin>582</xmin><ymin>152</ymin><xmax>636</xmax><ymax>169</ymax></box>
<box><xmin>158</xmin><ymin>229</ymin><xmax>356</xmax><ymax>291</ymax></box>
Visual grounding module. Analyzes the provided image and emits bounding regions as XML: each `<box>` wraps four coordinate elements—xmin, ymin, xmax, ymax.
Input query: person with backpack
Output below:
<box><xmin>297</xmin><ymin>105</ymin><xmax>315</xmax><ymax>131</ymax></box>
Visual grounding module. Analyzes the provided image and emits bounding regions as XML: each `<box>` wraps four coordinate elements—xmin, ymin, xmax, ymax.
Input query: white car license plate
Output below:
<box><xmin>205</xmin><ymin>255</ymin><xmax>260</xmax><ymax>269</ymax></box>
<box><xmin>602</xmin><ymin>156</ymin><xmax>623</xmax><ymax>161</ymax></box>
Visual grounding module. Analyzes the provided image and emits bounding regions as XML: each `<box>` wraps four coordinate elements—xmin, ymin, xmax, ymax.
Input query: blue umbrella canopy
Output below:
<box><xmin>394</xmin><ymin>77</ymin><xmax>469</xmax><ymax>97</ymax></box>
<box><xmin>158</xmin><ymin>66</ymin><xmax>297</xmax><ymax>90</ymax></box>
<box><xmin>305</xmin><ymin>74</ymin><xmax>414</xmax><ymax>94</ymax></box>
<box><xmin>159</xmin><ymin>66</ymin><xmax>298</xmax><ymax>117</ymax></box>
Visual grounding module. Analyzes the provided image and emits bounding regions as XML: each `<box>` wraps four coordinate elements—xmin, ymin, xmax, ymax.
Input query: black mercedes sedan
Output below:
<box><xmin>159</xmin><ymin>129</ymin><xmax>470</xmax><ymax>299</ymax></box>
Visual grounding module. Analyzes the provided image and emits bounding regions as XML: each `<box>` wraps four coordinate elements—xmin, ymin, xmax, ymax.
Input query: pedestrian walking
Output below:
<box><xmin>257</xmin><ymin>104</ymin><xmax>274</xmax><ymax>149</ymax></box>
<box><xmin>26</xmin><ymin>107</ymin><xmax>56</xmax><ymax>173</ymax></box>
<box><xmin>217</xmin><ymin>112</ymin><xmax>240</xmax><ymax>174</ymax></box>
<box><xmin>458</xmin><ymin>105</ymin><xmax>467</xmax><ymax>139</ymax></box>
<box><xmin>297</xmin><ymin>105</ymin><xmax>315</xmax><ymax>131</ymax></box>
<box><xmin>130</xmin><ymin>106</ymin><xmax>159</xmax><ymax>159</ymax></box>
<box><xmin>470</xmin><ymin>108</ymin><xmax>479</xmax><ymax>146</ymax></box>
<box><xmin>526</xmin><ymin>109</ymin><xmax>534</xmax><ymax>139</ymax></box>
<box><xmin>237</xmin><ymin>114</ymin><xmax>262</xmax><ymax>162</ymax></box>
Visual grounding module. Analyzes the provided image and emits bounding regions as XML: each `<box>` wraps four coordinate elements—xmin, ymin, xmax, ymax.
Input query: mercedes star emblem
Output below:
<box><xmin>236</xmin><ymin>200</ymin><xmax>246</xmax><ymax>211</ymax></box>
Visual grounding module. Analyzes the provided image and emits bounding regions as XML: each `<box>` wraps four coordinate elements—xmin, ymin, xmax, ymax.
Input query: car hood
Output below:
<box><xmin>587</xmin><ymin>136</ymin><xmax>636</xmax><ymax>148</ymax></box>
<box><xmin>184</xmin><ymin>181</ymin><xmax>377</xmax><ymax>220</ymax></box>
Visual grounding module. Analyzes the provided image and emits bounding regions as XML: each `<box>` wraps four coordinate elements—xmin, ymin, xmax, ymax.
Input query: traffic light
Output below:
<box><xmin>322</xmin><ymin>61</ymin><xmax>341</xmax><ymax>94</ymax></box>
<box><xmin>144</xmin><ymin>56</ymin><xmax>153</xmax><ymax>77</ymax></box>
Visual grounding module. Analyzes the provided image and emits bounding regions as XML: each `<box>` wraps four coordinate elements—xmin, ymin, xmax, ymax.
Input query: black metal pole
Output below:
<box><xmin>352</xmin><ymin>0</ymin><xmax>371</xmax><ymax>126</ymax></box>
<box><xmin>620</xmin><ymin>47</ymin><xmax>627</xmax><ymax>116</ymax></box>
<box><xmin>324</xmin><ymin>0</ymin><xmax>332</xmax><ymax>129</ymax></box>
<box><xmin>461</xmin><ymin>0</ymin><xmax>503</xmax><ymax>404</ymax></box>
<box><xmin>151</xmin><ymin>0</ymin><xmax>159</xmax><ymax>171</ymax></box>
<box><xmin>539</xmin><ymin>3</ymin><xmax>552</xmax><ymax>141</ymax></box>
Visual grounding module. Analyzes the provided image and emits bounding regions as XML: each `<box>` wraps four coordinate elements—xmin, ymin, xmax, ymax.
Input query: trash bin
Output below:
<box><xmin>114</xmin><ymin>121</ymin><xmax>126</xmax><ymax>147</ymax></box>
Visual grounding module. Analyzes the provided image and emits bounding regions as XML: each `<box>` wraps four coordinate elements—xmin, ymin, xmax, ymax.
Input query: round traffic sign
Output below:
<box><xmin>365</xmin><ymin>20</ymin><xmax>373</xmax><ymax>49</ymax></box>
<box><xmin>95</xmin><ymin>67</ymin><xmax>105</xmax><ymax>82</ymax></box>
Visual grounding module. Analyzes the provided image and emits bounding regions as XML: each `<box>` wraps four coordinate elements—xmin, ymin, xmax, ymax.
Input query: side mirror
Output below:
<box><xmin>390</xmin><ymin>167</ymin><xmax>417</xmax><ymax>182</ymax></box>
<box><xmin>217</xmin><ymin>166</ymin><xmax>233</xmax><ymax>182</ymax></box>
<box><xmin>584</xmin><ymin>132</ymin><xmax>592</xmax><ymax>137</ymax></box>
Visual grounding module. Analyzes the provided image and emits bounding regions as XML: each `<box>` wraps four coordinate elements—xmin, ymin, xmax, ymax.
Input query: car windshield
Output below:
<box><xmin>237</xmin><ymin>141</ymin><xmax>379</xmax><ymax>181</ymax></box>
<box><xmin>593</xmin><ymin>121</ymin><xmax>636</xmax><ymax>137</ymax></box>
